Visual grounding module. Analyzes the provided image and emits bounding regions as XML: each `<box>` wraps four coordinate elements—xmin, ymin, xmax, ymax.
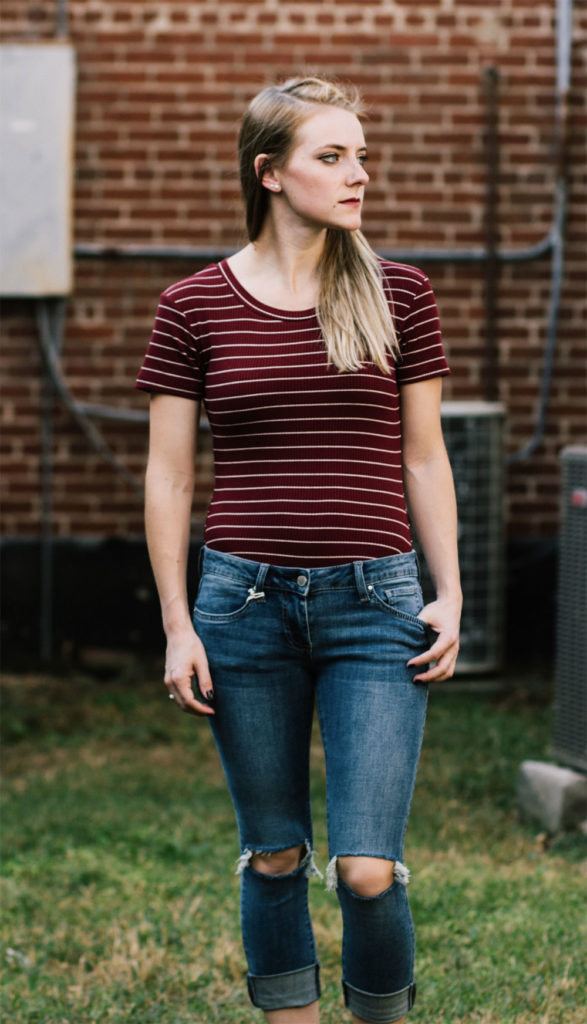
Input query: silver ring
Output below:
<box><xmin>168</xmin><ymin>693</ymin><xmax>175</xmax><ymax>700</ymax></box>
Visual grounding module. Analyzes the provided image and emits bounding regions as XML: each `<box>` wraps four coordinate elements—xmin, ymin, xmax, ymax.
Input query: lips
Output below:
<box><xmin>340</xmin><ymin>198</ymin><xmax>361</xmax><ymax>205</ymax></box>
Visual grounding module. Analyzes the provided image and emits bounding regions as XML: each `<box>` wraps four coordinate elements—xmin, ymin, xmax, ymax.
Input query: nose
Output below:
<box><xmin>348</xmin><ymin>160</ymin><xmax>369</xmax><ymax>186</ymax></box>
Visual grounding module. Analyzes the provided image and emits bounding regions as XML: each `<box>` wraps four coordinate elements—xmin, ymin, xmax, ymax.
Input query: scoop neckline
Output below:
<box><xmin>219</xmin><ymin>258</ymin><xmax>317</xmax><ymax>320</ymax></box>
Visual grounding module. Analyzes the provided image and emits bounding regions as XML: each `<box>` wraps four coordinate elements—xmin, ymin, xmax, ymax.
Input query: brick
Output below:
<box><xmin>0</xmin><ymin>0</ymin><xmax>583</xmax><ymax>544</ymax></box>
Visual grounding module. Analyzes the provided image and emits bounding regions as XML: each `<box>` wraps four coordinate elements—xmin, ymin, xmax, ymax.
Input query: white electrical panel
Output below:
<box><xmin>0</xmin><ymin>43</ymin><xmax>75</xmax><ymax>296</ymax></box>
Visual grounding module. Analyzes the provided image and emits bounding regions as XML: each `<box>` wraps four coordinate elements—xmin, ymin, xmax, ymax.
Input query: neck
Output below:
<box><xmin>247</xmin><ymin>215</ymin><xmax>326</xmax><ymax>299</ymax></box>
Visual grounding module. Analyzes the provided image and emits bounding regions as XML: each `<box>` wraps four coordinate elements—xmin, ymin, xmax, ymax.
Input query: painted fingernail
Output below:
<box><xmin>206</xmin><ymin>690</ymin><xmax>214</xmax><ymax>701</ymax></box>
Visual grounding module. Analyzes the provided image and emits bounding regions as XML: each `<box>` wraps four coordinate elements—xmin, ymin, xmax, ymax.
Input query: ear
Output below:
<box><xmin>254</xmin><ymin>154</ymin><xmax>281</xmax><ymax>193</ymax></box>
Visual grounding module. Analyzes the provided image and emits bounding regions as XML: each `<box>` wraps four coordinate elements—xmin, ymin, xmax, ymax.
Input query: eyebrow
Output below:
<box><xmin>314</xmin><ymin>144</ymin><xmax>368</xmax><ymax>153</ymax></box>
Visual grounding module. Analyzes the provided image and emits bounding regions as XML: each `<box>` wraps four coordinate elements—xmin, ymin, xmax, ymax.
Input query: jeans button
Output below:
<box><xmin>296</xmin><ymin>574</ymin><xmax>308</xmax><ymax>587</ymax></box>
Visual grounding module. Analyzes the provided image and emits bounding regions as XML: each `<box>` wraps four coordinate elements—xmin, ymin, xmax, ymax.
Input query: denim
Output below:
<box><xmin>193</xmin><ymin>546</ymin><xmax>432</xmax><ymax>1021</ymax></box>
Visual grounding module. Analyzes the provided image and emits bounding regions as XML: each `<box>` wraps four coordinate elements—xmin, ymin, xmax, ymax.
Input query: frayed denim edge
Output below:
<box><xmin>236</xmin><ymin>841</ymin><xmax>324</xmax><ymax>880</ymax></box>
<box><xmin>326</xmin><ymin>855</ymin><xmax>410</xmax><ymax>892</ymax></box>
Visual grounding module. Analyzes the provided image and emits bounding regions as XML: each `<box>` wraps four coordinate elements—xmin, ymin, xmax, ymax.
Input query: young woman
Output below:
<box><xmin>137</xmin><ymin>76</ymin><xmax>461</xmax><ymax>1024</ymax></box>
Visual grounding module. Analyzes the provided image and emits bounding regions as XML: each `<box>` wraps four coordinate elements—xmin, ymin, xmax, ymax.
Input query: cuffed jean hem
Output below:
<box><xmin>247</xmin><ymin>963</ymin><xmax>321</xmax><ymax>1011</ymax></box>
<box><xmin>343</xmin><ymin>980</ymin><xmax>416</xmax><ymax>1023</ymax></box>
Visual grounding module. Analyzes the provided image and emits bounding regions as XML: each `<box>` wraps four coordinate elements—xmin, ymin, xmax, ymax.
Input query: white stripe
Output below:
<box><xmin>136</xmin><ymin>379</ymin><xmax>199</xmax><ymax>397</ymax></box>
<box><xmin>207</xmin><ymin>509</ymin><xmax>407</xmax><ymax>527</ymax></box>
<box><xmin>384</xmin><ymin>288</ymin><xmax>421</xmax><ymax>303</ymax></box>
<box><xmin>139</xmin><ymin>367</ymin><xmax>198</xmax><ymax>384</ymax></box>
<box><xmin>215</xmin><ymin>456</ymin><xmax>399</xmax><ymax>467</ymax></box>
<box><xmin>399</xmin><ymin>355</ymin><xmax>446</xmax><ymax>370</ymax></box>
<box><xmin>144</xmin><ymin>352</ymin><xmax>199</xmax><ymax>371</ymax></box>
<box><xmin>206</xmin><ymin>346</ymin><xmax>323</xmax><ymax>361</ymax></box>
<box><xmin>207</xmin><ymin>338</ymin><xmax>321</xmax><ymax>351</ymax></box>
<box><xmin>154</xmin><ymin>314</ymin><xmax>195</xmax><ymax>340</ymax></box>
<box><xmin>402</xmin><ymin>320</ymin><xmax>440</xmax><ymax>339</ymax></box>
<box><xmin>400</xmin><ymin>343</ymin><xmax>445</xmax><ymax>362</ymax></box>
<box><xmin>215</xmin><ymin>443</ymin><xmax>400</xmax><ymax>456</ymax></box>
<box><xmin>399</xmin><ymin>368</ymin><xmax>449</xmax><ymax>383</ymax></box>
<box><xmin>212</xmin><ymin>481</ymin><xmax>404</xmax><ymax>495</ymax></box>
<box><xmin>206</xmin><ymin>360</ymin><xmax>335</xmax><ymax>378</ymax></box>
<box><xmin>167</xmin><ymin>272</ymin><xmax>224</xmax><ymax>292</ymax></box>
<box><xmin>210</xmin><ymin>496</ymin><xmax>404</xmax><ymax>511</ymax></box>
<box><xmin>401</xmin><ymin>337</ymin><xmax>442</xmax><ymax>354</ymax></box>
<box><xmin>183</xmin><ymin>304</ymin><xmax>243</xmax><ymax>316</ymax></box>
<box><xmin>212</xmin><ymin>428</ymin><xmax>401</xmax><ymax>442</ymax></box>
<box><xmin>188</xmin><ymin>314</ymin><xmax>315</xmax><ymax>328</ymax></box>
<box><xmin>382</xmin><ymin>269</ymin><xmax>426</xmax><ymax>285</ymax></box>
<box><xmin>167</xmin><ymin>281</ymin><xmax>228</xmax><ymax>295</ymax></box>
<box><xmin>149</xmin><ymin>335</ymin><xmax>191</xmax><ymax>351</ymax></box>
<box><xmin>210</xmin><ymin>413</ymin><xmax>399</xmax><ymax>428</ymax></box>
<box><xmin>210</xmin><ymin>399</ymin><xmax>398</xmax><ymax>417</ymax></box>
<box><xmin>214</xmin><ymin>471</ymin><xmax>401</xmax><ymax>484</ymax></box>
<box><xmin>403</xmin><ymin>300</ymin><xmax>437</xmax><ymax>325</ymax></box>
<box><xmin>197</xmin><ymin>325</ymin><xmax>320</xmax><ymax>341</ymax></box>
<box><xmin>206</xmin><ymin>373</ymin><xmax>392</xmax><ymax>392</ymax></box>
<box><xmin>204</xmin><ymin>534</ymin><xmax>407</xmax><ymax>548</ymax></box>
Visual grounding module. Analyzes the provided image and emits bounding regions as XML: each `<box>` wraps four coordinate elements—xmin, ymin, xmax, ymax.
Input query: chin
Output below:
<box><xmin>336</xmin><ymin>216</ymin><xmax>362</xmax><ymax>231</ymax></box>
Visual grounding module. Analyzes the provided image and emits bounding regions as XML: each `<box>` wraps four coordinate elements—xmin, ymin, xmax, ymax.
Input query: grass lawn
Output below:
<box><xmin>1</xmin><ymin>664</ymin><xmax>585</xmax><ymax>1024</ymax></box>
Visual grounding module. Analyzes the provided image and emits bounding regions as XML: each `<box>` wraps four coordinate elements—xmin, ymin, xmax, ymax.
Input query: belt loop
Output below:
<box><xmin>353</xmin><ymin>560</ymin><xmax>370</xmax><ymax>602</ymax></box>
<box><xmin>254</xmin><ymin>562</ymin><xmax>270</xmax><ymax>593</ymax></box>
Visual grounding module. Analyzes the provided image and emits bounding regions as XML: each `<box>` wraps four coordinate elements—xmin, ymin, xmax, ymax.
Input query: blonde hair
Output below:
<box><xmin>238</xmin><ymin>76</ymin><xmax>399</xmax><ymax>372</ymax></box>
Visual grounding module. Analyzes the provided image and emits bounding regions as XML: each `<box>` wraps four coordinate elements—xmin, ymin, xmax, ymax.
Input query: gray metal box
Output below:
<box><xmin>552</xmin><ymin>446</ymin><xmax>587</xmax><ymax>771</ymax></box>
<box><xmin>0</xmin><ymin>43</ymin><xmax>75</xmax><ymax>296</ymax></box>
<box><xmin>416</xmin><ymin>401</ymin><xmax>506</xmax><ymax>675</ymax></box>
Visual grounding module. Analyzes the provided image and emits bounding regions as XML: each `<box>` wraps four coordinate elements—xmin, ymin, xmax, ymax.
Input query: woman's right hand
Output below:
<box><xmin>164</xmin><ymin>627</ymin><xmax>215</xmax><ymax>717</ymax></box>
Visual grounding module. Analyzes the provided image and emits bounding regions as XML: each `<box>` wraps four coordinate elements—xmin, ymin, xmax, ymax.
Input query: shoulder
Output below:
<box><xmin>158</xmin><ymin>262</ymin><xmax>228</xmax><ymax>306</ymax></box>
<box><xmin>377</xmin><ymin>258</ymin><xmax>431</xmax><ymax>296</ymax></box>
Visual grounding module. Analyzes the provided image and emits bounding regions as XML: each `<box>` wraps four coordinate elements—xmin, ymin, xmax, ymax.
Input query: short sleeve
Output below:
<box><xmin>394</xmin><ymin>273</ymin><xmax>450</xmax><ymax>385</ymax></box>
<box><xmin>135</xmin><ymin>290</ymin><xmax>204</xmax><ymax>401</ymax></box>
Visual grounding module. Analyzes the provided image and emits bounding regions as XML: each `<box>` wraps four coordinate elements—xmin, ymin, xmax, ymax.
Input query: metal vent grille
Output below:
<box><xmin>415</xmin><ymin>401</ymin><xmax>506</xmax><ymax>674</ymax></box>
<box><xmin>552</xmin><ymin>446</ymin><xmax>587</xmax><ymax>770</ymax></box>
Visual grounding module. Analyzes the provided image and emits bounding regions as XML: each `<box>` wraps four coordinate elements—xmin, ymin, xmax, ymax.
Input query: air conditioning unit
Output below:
<box><xmin>415</xmin><ymin>401</ymin><xmax>506</xmax><ymax>675</ymax></box>
<box><xmin>552</xmin><ymin>446</ymin><xmax>587</xmax><ymax>770</ymax></box>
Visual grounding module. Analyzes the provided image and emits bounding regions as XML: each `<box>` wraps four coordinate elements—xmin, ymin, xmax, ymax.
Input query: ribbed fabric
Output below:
<box><xmin>136</xmin><ymin>258</ymin><xmax>449</xmax><ymax>566</ymax></box>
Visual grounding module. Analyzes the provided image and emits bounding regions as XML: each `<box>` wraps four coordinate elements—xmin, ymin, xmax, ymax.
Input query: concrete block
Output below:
<box><xmin>517</xmin><ymin>760</ymin><xmax>587</xmax><ymax>833</ymax></box>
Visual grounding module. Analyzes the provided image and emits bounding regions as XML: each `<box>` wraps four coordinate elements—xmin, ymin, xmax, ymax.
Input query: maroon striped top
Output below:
<box><xmin>136</xmin><ymin>258</ymin><xmax>450</xmax><ymax>566</ymax></box>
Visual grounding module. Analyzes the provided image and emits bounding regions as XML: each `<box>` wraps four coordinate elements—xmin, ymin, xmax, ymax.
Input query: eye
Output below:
<box><xmin>358</xmin><ymin>153</ymin><xmax>369</xmax><ymax>165</ymax></box>
<box><xmin>319</xmin><ymin>153</ymin><xmax>339</xmax><ymax>164</ymax></box>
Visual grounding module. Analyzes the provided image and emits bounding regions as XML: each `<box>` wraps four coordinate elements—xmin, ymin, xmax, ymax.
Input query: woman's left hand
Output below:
<box><xmin>407</xmin><ymin>597</ymin><xmax>461</xmax><ymax>683</ymax></box>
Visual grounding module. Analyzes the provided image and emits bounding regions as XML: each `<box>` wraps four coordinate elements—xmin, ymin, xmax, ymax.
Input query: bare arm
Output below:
<box><xmin>145</xmin><ymin>393</ymin><xmax>214</xmax><ymax>715</ymax></box>
<box><xmin>400</xmin><ymin>378</ymin><xmax>462</xmax><ymax>682</ymax></box>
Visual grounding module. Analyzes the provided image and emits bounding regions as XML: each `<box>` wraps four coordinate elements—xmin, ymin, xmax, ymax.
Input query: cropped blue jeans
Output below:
<box><xmin>193</xmin><ymin>546</ymin><xmax>433</xmax><ymax>1023</ymax></box>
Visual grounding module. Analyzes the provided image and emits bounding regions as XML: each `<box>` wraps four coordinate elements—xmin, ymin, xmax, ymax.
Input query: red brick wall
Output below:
<box><xmin>1</xmin><ymin>0</ymin><xmax>585</xmax><ymax>539</ymax></box>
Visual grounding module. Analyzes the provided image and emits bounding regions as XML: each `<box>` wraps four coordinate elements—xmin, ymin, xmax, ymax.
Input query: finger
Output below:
<box><xmin>166</xmin><ymin>673</ymin><xmax>215</xmax><ymax>717</ymax></box>
<box><xmin>180</xmin><ymin>693</ymin><xmax>216</xmax><ymax>717</ymax></box>
<box><xmin>408</xmin><ymin>631</ymin><xmax>456</xmax><ymax>667</ymax></box>
<box><xmin>407</xmin><ymin>647</ymin><xmax>436</xmax><ymax>668</ymax></box>
<box><xmin>408</xmin><ymin>640</ymin><xmax>444</xmax><ymax>667</ymax></box>
<box><xmin>190</xmin><ymin>672</ymin><xmax>215</xmax><ymax>705</ymax></box>
<box><xmin>413</xmin><ymin>646</ymin><xmax>459</xmax><ymax>683</ymax></box>
<box><xmin>170</xmin><ymin>684</ymin><xmax>215</xmax><ymax>717</ymax></box>
<box><xmin>182</xmin><ymin>680</ymin><xmax>216</xmax><ymax>717</ymax></box>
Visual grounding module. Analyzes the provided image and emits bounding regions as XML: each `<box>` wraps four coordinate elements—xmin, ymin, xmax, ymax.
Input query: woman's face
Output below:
<box><xmin>268</xmin><ymin>106</ymin><xmax>370</xmax><ymax>232</ymax></box>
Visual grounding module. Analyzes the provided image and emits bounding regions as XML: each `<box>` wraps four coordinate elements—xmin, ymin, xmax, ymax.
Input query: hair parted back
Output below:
<box><xmin>238</xmin><ymin>76</ymin><xmax>399</xmax><ymax>373</ymax></box>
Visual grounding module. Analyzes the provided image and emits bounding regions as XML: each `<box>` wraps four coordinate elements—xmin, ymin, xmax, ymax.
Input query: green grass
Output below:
<box><xmin>1</xmin><ymin>666</ymin><xmax>585</xmax><ymax>1023</ymax></box>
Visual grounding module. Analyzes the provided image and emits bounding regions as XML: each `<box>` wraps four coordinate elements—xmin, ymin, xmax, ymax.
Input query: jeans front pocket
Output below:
<box><xmin>369</xmin><ymin>578</ymin><xmax>429</xmax><ymax>634</ymax></box>
<box><xmin>193</xmin><ymin>572</ymin><xmax>261</xmax><ymax>624</ymax></box>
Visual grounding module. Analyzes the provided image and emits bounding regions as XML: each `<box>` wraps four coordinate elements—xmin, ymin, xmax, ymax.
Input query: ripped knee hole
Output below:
<box><xmin>235</xmin><ymin>843</ymin><xmax>323</xmax><ymax>880</ymax></box>
<box><xmin>327</xmin><ymin>855</ymin><xmax>410</xmax><ymax>895</ymax></box>
<box><xmin>250</xmin><ymin>845</ymin><xmax>305</xmax><ymax>875</ymax></box>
